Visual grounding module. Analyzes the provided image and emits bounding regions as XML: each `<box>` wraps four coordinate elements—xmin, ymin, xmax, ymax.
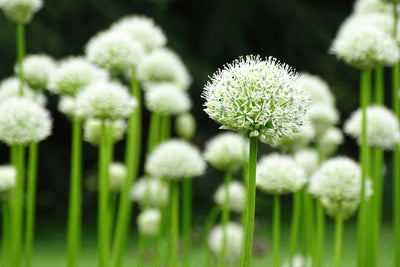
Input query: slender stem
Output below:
<box><xmin>2</xmin><ymin>201</ymin><xmax>10</xmax><ymax>267</ymax></box>
<box><xmin>160</xmin><ymin>115</ymin><xmax>171</xmax><ymax>142</ymax></box>
<box><xmin>169</xmin><ymin>182</ymin><xmax>179</xmax><ymax>267</ymax></box>
<box><xmin>218</xmin><ymin>172</ymin><xmax>232</xmax><ymax>267</ymax></box>
<box><xmin>315</xmin><ymin>199</ymin><xmax>325</xmax><ymax>267</ymax></box>
<box><xmin>273</xmin><ymin>195</ymin><xmax>281</xmax><ymax>267</ymax></box>
<box><xmin>240</xmin><ymin>136</ymin><xmax>258</xmax><ymax>267</ymax></box>
<box><xmin>374</xmin><ymin>67</ymin><xmax>384</xmax><ymax>105</ymax></box>
<box><xmin>393</xmin><ymin>62</ymin><xmax>400</xmax><ymax>267</ymax></box>
<box><xmin>16</xmin><ymin>23</ymin><xmax>25</xmax><ymax>96</ymax></box>
<box><xmin>241</xmin><ymin>132</ymin><xmax>249</xmax><ymax>230</ymax></box>
<box><xmin>147</xmin><ymin>113</ymin><xmax>161</xmax><ymax>154</ymax></box>
<box><xmin>301</xmin><ymin>189</ymin><xmax>314</xmax><ymax>258</ymax></box>
<box><xmin>203</xmin><ymin>205</ymin><xmax>221</xmax><ymax>267</ymax></box>
<box><xmin>108</xmin><ymin>192</ymin><xmax>118</xmax><ymax>241</ymax></box>
<box><xmin>111</xmin><ymin>76</ymin><xmax>142</xmax><ymax>267</ymax></box>
<box><xmin>334</xmin><ymin>202</ymin><xmax>343</xmax><ymax>267</ymax></box>
<box><xmin>182</xmin><ymin>179</ymin><xmax>192</xmax><ymax>267</ymax></box>
<box><xmin>289</xmin><ymin>191</ymin><xmax>301</xmax><ymax>266</ymax></box>
<box><xmin>137</xmin><ymin>232</ymin><xmax>146</xmax><ymax>267</ymax></box>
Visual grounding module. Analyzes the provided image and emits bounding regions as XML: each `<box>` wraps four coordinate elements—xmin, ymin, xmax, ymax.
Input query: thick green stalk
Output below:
<box><xmin>273</xmin><ymin>194</ymin><xmax>281</xmax><ymax>267</ymax></box>
<box><xmin>182</xmin><ymin>179</ymin><xmax>192</xmax><ymax>267</ymax></box>
<box><xmin>289</xmin><ymin>191</ymin><xmax>301</xmax><ymax>266</ymax></box>
<box><xmin>160</xmin><ymin>115</ymin><xmax>171</xmax><ymax>142</ymax></box>
<box><xmin>240</xmin><ymin>136</ymin><xmax>258</xmax><ymax>267</ymax></box>
<box><xmin>111</xmin><ymin>77</ymin><xmax>142</xmax><ymax>267</ymax></box>
<box><xmin>334</xmin><ymin>202</ymin><xmax>343</xmax><ymax>267</ymax></box>
<box><xmin>315</xmin><ymin>199</ymin><xmax>325</xmax><ymax>267</ymax></box>
<box><xmin>16</xmin><ymin>23</ymin><xmax>25</xmax><ymax>96</ymax></box>
<box><xmin>218</xmin><ymin>172</ymin><xmax>232</xmax><ymax>267</ymax></box>
<box><xmin>2</xmin><ymin>201</ymin><xmax>10</xmax><ymax>267</ymax></box>
<box><xmin>203</xmin><ymin>205</ymin><xmax>221</xmax><ymax>267</ymax></box>
<box><xmin>147</xmin><ymin>113</ymin><xmax>161</xmax><ymax>154</ymax></box>
<box><xmin>393</xmin><ymin>62</ymin><xmax>400</xmax><ymax>267</ymax></box>
<box><xmin>301</xmin><ymin>189</ymin><xmax>314</xmax><ymax>258</ymax></box>
<box><xmin>169</xmin><ymin>182</ymin><xmax>179</xmax><ymax>267</ymax></box>
<box><xmin>241</xmin><ymin>132</ymin><xmax>249</xmax><ymax>229</ymax></box>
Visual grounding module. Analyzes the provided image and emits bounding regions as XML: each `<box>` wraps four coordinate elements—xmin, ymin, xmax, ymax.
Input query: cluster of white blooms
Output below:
<box><xmin>203</xmin><ymin>132</ymin><xmax>247</xmax><ymax>173</ymax></box>
<box><xmin>273</xmin><ymin>123</ymin><xmax>315</xmax><ymax>153</ymax></box>
<box><xmin>308</xmin><ymin>103</ymin><xmax>339</xmax><ymax>136</ymax></box>
<box><xmin>137</xmin><ymin>208</ymin><xmax>161</xmax><ymax>237</ymax></box>
<box><xmin>354</xmin><ymin>0</ymin><xmax>396</xmax><ymax>14</ymax></box>
<box><xmin>208</xmin><ymin>222</ymin><xmax>243</xmax><ymax>262</ymax></box>
<box><xmin>145</xmin><ymin>139</ymin><xmax>206</xmax><ymax>181</ymax></box>
<box><xmin>321</xmin><ymin>197</ymin><xmax>360</xmax><ymax>220</ymax></box>
<box><xmin>58</xmin><ymin>96</ymin><xmax>77</xmax><ymax>116</ymax></box>
<box><xmin>175</xmin><ymin>112</ymin><xmax>196</xmax><ymax>141</ymax></box>
<box><xmin>0</xmin><ymin>98</ymin><xmax>51</xmax><ymax>145</ymax></box>
<box><xmin>144</xmin><ymin>83</ymin><xmax>191</xmax><ymax>115</ymax></box>
<box><xmin>0</xmin><ymin>165</ymin><xmax>16</xmax><ymax>193</ymax></box>
<box><xmin>298</xmin><ymin>73</ymin><xmax>334</xmax><ymax>106</ymax></box>
<box><xmin>48</xmin><ymin>57</ymin><xmax>108</xmax><ymax>96</ymax></box>
<box><xmin>203</xmin><ymin>56</ymin><xmax>309</xmax><ymax>144</ymax></box>
<box><xmin>293</xmin><ymin>149</ymin><xmax>319</xmax><ymax>178</ymax></box>
<box><xmin>319</xmin><ymin>127</ymin><xmax>343</xmax><ymax>156</ymax></box>
<box><xmin>282</xmin><ymin>254</ymin><xmax>312</xmax><ymax>267</ymax></box>
<box><xmin>213</xmin><ymin>181</ymin><xmax>245</xmax><ymax>213</ymax></box>
<box><xmin>0</xmin><ymin>77</ymin><xmax>46</xmax><ymax>105</ymax></box>
<box><xmin>76</xmin><ymin>81</ymin><xmax>137</xmax><ymax>120</ymax></box>
<box><xmin>17</xmin><ymin>54</ymin><xmax>56</xmax><ymax>90</ymax></box>
<box><xmin>108</xmin><ymin>162</ymin><xmax>127</xmax><ymax>192</ymax></box>
<box><xmin>344</xmin><ymin>105</ymin><xmax>400</xmax><ymax>150</ymax></box>
<box><xmin>130</xmin><ymin>178</ymin><xmax>169</xmax><ymax>207</ymax></box>
<box><xmin>83</xmin><ymin>119</ymin><xmax>126</xmax><ymax>146</ymax></box>
<box><xmin>256</xmin><ymin>154</ymin><xmax>306</xmax><ymax>195</ymax></box>
<box><xmin>0</xmin><ymin>0</ymin><xmax>42</xmax><ymax>24</ymax></box>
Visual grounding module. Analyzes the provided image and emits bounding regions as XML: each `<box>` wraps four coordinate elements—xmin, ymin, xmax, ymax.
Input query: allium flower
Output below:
<box><xmin>321</xmin><ymin>197</ymin><xmax>360</xmax><ymax>220</ymax></box>
<box><xmin>298</xmin><ymin>73</ymin><xmax>334</xmax><ymax>106</ymax></box>
<box><xmin>138</xmin><ymin>48</ymin><xmax>191</xmax><ymax>90</ymax></box>
<box><xmin>145</xmin><ymin>139</ymin><xmax>206</xmax><ymax>181</ymax></box>
<box><xmin>273</xmin><ymin>122</ymin><xmax>315</xmax><ymax>153</ymax></box>
<box><xmin>76</xmin><ymin>81</ymin><xmax>137</xmax><ymax>120</ymax></box>
<box><xmin>319</xmin><ymin>127</ymin><xmax>343</xmax><ymax>156</ymax></box>
<box><xmin>202</xmin><ymin>56</ymin><xmax>309</xmax><ymax>144</ymax></box>
<box><xmin>48</xmin><ymin>57</ymin><xmax>108</xmax><ymax>96</ymax></box>
<box><xmin>175</xmin><ymin>112</ymin><xmax>196</xmax><ymax>141</ymax></box>
<box><xmin>0</xmin><ymin>98</ymin><xmax>52</xmax><ymax>145</ymax></box>
<box><xmin>214</xmin><ymin>181</ymin><xmax>246</xmax><ymax>213</ymax></box>
<box><xmin>85</xmin><ymin>30</ymin><xmax>145</xmax><ymax>76</ymax></box>
<box><xmin>16</xmin><ymin>54</ymin><xmax>56</xmax><ymax>90</ymax></box>
<box><xmin>0</xmin><ymin>0</ymin><xmax>42</xmax><ymax>24</ymax></box>
<box><xmin>208</xmin><ymin>222</ymin><xmax>243</xmax><ymax>262</ymax></box>
<box><xmin>256</xmin><ymin>154</ymin><xmax>306</xmax><ymax>194</ymax></box>
<box><xmin>293</xmin><ymin>149</ymin><xmax>319</xmax><ymax>178</ymax></box>
<box><xmin>0</xmin><ymin>165</ymin><xmax>16</xmax><ymax>192</ymax></box>
<box><xmin>203</xmin><ymin>132</ymin><xmax>247</xmax><ymax>173</ymax></box>
<box><xmin>344</xmin><ymin>105</ymin><xmax>400</xmax><ymax>150</ymax></box>
<box><xmin>110</xmin><ymin>15</ymin><xmax>166</xmax><ymax>52</ymax></box>
<box><xmin>0</xmin><ymin>77</ymin><xmax>46</xmax><ymax>105</ymax></box>
<box><xmin>137</xmin><ymin>208</ymin><xmax>161</xmax><ymax>237</ymax></box>
<box><xmin>354</xmin><ymin>0</ymin><xmax>395</xmax><ymax>14</ymax></box>
<box><xmin>144</xmin><ymin>83</ymin><xmax>191</xmax><ymax>115</ymax></box>
<box><xmin>130</xmin><ymin>178</ymin><xmax>169</xmax><ymax>207</ymax></box>
<box><xmin>83</xmin><ymin>119</ymin><xmax>126</xmax><ymax>146</ymax></box>
<box><xmin>308</xmin><ymin>103</ymin><xmax>339</xmax><ymax>135</ymax></box>
<box><xmin>308</xmin><ymin>157</ymin><xmax>361</xmax><ymax>202</ymax></box>
<box><xmin>282</xmin><ymin>254</ymin><xmax>312</xmax><ymax>267</ymax></box>
<box><xmin>109</xmin><ymin>162</ymin><xmax>127</xmax><ymax>192</ymax></box>
<box><xmin>58</xmin><ymin>96</ymin><xmax>77</xmax><ymax>116</ymax></box>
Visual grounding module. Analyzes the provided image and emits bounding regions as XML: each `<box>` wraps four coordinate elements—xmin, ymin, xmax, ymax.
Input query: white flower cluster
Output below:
<box><xmin>256</xmin><ymin>154</ymin><xmax>306</xmax><ymax>195</ymax></box>
<box><xmin>203</xmin><ymin>56</ymin><xmax>309</xmax><ymax>144</ymax></box>
<box><xmin>0</xmin><ymin>77</ymin><xmax>46</xmax><ymax>105</ymax></box>
<box><xmin>83</xmin><ymin>119</ymin><xmax>126</xmax><ymax>146</ymax></box>
<box><xmin>58</xmin><ymin>96</ymin><xmax>77</xmax><ymax>116</ymax></box>
<box><xmin>293</xmin><ymin>149</ymin><xmax>319</xmax><ymax>178</ymax></box>
<box><xmin>203</xmin><ymin>132</ymin><xmax>247</xmax><ymax>173</ymax></box>
<box><xmin>175</xmin><ymin>112</ymin><xmax>196</xmax><ymax>141</ymax></box>
<box><xmin>344</xmin><ymin>105</ymin><xmax>400</xmax><ymax>150</ymax></box>
<box><xmin>137</xmin><ymin>208</ymin><xmax>161</xmax><ymax>237</ymax></box>
<box><xmin>17</xmin><ymin>54</ymin><xmax>56</xmax><ymax>90</ymax></box>
<box><xmin>0</xmin><ymin>0</ymin><xmax>42</xmax><ymax>24</ymax></box>
<box><xmin>298</xmin><ymin>73</ymin><xmax>334</xmax><ymax>106</ymax></box>
<box><xmin>308</xmin><ymin>103</ymin><xmax>339</xmax><ymax>136</ymax></box>
<box><xmin>273</xmin><ymin>122</ymin><xmax>315</xmax><ymax>153</ymax></box>
<box><xmin>0</xmin><ymin>165</ymin><xmax>16</xmax><ymax>193</ymax></box>
<box><xmin>208</xmin><ymin>222</ymin><xmax>243</xmax><ymax>262</ymax></box>
<box><xmin>213</xmin><ymin>181</ymin><xmax>245</xmax><ymax>213</ymax></box>
<box><xmin>145</xmin><ymin>139</ymin><xmax>206</xmax><ymax>181</ymax></box>
<box><xmin>108</xmin><ymin>162</ymin><xmax>127</xmax><ymax>192</ymax></box>
<box><xmin>130</xmin><ymin>178</ymin><xmax>169</xmax><ymax>207</ymax></box>
<box><xmin>320</xmin><ymin>197</ymin><xmax>360</xmax><ymax>220</ymax></box>
<box><xmin>319</xmin><ymin>127</ymin><xmax>343</xmax><ymax>156</ymax></box>
<box><xmin>354</xmin><ymin>0</ymin><xmax>396</xmax><ymax>14</ymax></box>
<box><xmin>282</xmin><ymin>254</ymin><xmax>312</xmax><ymax>267</ymax></box>
<box><xmin>0</xmin><ymin>98</ymin><xmax>52</xmax><ymax>145</ymax></box>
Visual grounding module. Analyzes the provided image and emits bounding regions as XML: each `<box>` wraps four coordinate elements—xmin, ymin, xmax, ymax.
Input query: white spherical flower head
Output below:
<box><xmin>214</xmin><ymin>181</ymin><xmax>246</xmax><ymax>213</ymax></box>
<box><xmin>16</xmin><ymin>54</ymin><xmax>56</xmax><ymax>90</ymax></box>
<box><xmin>293</xmin><ymin>149</ymin><xmax>319</xmax><ymax>178</ymax></box>
<box><xmin>76</xmin><ymin>81</ymin><xmax>137</xmax><ymax>120</ymax></box>
<box><xmin>48</xmin><ymin>57</ymin><xmax>109</xmax><ymax>96</ymax></box>
<box><xmin>354</xmin><ymin>0</ymin><xmax>395</xmax><ymax>14</ymax></box>
<box><xmin>0</xmin><ymin>165</ymin><xmax>16</xmax><ymax>193</ymax></box>
<box><xmin>58</xmin><ymin>96</ymin><xmax>77</xmax><ymax>116</ymax></box>
<box><xmin>0</xmin><ymin>98</ymin><xmax>52</xmax><ymax>145</ymax></box>
<box><xmin>108</xmin><ymin>162</ymin><xmax>127</xmax><ymax>192</ymax></box>
<box><xmin>308</xmin><ymin>103</ymin><xmax>339</xmax><ymax>136</ymax></box>
<box><xmin>145</xmin><ymin>139</ymin><xmax>206</xmax><ymax>181</ymax></box>
<box><xmin>175</xmin><ymin>112</ymin><xmax>196</xmax><ymax>141</ymax></box>
<box><xmin>320</xmin><ymin>197</ymin><xmax>360</xmax><ymax>221</ymax></box>
<box><xmin>138</xmin><ymin>48</ymin><xmax>192</xmax><ymax>90</ymax></box>
<box><xmin>208</xmin><ymin>222</ymin><xmax>243</xmax><ymax>262</ymax></box>
<box><xmin>273</xmin><ymin>122</ymin><xmax>315</xmax><ymax>153</ymax></box>
<box><xmin>344</xmin><ymin>105</ymin><xmax>400</xmax><ymax>150</ymax></box>
<box><xmin>0</xmin><ymin>77</ymin><xmax>46</xmax><ymax>105</ymax></box>
<box><xmin>85</xmin><ymin>30</ymin><xmax>145</xmax><ymax>76</ymax></box>
<box><xmin>203</xmin><ymin>132</ymin><xmax>247</xmax><ymax>173</ymax></box>
<box><xmin>319</xmin><ymin>127</ymin><xmax>344</xmax><ymax>157</ymax></box>
<box><xmin>137</xmin><ymin>208</ymin><xmax>161</xmax><ymax>237</ymax></box>
<box><xmin>0</xmin><ymin>0</ymin><xmax>42</xmax><ymax>24</ymax></box>
<box><xmin>130</xmin><ymin>178</ymin><xmax>169</xmax><ymax>207</ymax></box>
<box><xmin>110</xmin><ymin>15</ymin><xmax>166</xmax><ymax>52</ymax></box>
<box><xmin>256</xmin><ymin>154</ymin><xmax>307</xmax><ymax>195</ymax></box>
<box><xmin>282</xmin><ymin>254</ymin><xmax>312</xmax><ymax>267</ymax></box>
<box><xmin>144</xmin><ymin>83</ymin><xmax>191</xmax><ymax>115</ymax></box>
<box><xmin>203</xmin><ymin>56</ymin><xmax>309</xmax><ymax>144</ymax></box>
<box><xmin>83</xmin><ymin>119</ymin><xmax>126</xmax><ymax>146</ymax></box>
<box><xmin>298</xmin><ymin>73</ymin><xmax>334</xmax><ymax>106</ymax></box>
<box><xmin>309</xmin><ymin>157</ymin><xmax>361</xmax><ymax>202</ymax></box>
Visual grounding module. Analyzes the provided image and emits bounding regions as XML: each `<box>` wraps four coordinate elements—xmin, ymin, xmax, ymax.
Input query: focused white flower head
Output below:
<box><xmin>58</xmin><ymin>96</ymin><xmax>77</xmax><ymax>116</ymax></box>
<box><xmin>293</xmin><ymin>149</ymin><xmax>319</xmax><ymax>178</ymax></box>
<box><xmin>137</xmin><ymin>208</ymin><xmax>161</xmax><ymax>237</ymax></box>
<box><xmin>130</xmin><ymin>178</ymin><xmax>169</xmax><ymax>207</ymax></box>
<box><xmin>256</xmin><ymin>154</ymin><xmax>307</xmax><ymax>194</ymax></box>
<box><xmin>203</xmin><ymin>55</ymin><xmax>309</xmax><ymax>144</ymax></box>
<box><xmin>308</xmin><ymin>103</ymin><xmax>339</xmax><ymax>136</ymax></box>
<box><xmin>138</xmin><ymin>48</ymin><xmax>192</xmax><ymax>90</ymax></box>
<box><xmin>109</xmin><ymin>162</ymin><xmax>127</xmax><ymax>192</ymax></box>
<box><xmin>110</xmin><ymin>15</ymin><xmax>166</xmax><ymax>52</ymax></box>
<box><xmin>0</xmin><ymin>165</ymin><xmax>16</xmax><ymax>193</ymax></box>
<box><xmin>83</xmin><ymin>119</ymin><xmax>126</xmax><ymax>146</ymax></box>
<box><xmin>76</xmin><ymin>81</ymin><xmax>137</xmax><ymax>120</ymax></box>
<box><xmin>298</xmin><ymin>73</ymin><xmax>334</xmax><ymax>106</ymax></box>
<box><xmin>319</xmin><ymin>127</ymin><xmax>343</xmax><ymax>156</ymax></box>
<box><xmin>273</xmin><ymin>122</ymin><xmax>315</xmax><ymax>153</ymax></box>
<box><xmin>0</xmin><ymin>0</ymin><xmax>42</xmax><ymax>24</ymax></box>
<box><xmin>175</xmin><ymin>112</ymin><xmax>196</xmax><ymax>141</ymax></box>
<box><xmin>0</xmin><ymin>98</ymin><xmax>52</xmax><ymax>145</ymax></box>
<box><xmin>208</xmin><ymin>222</ymin><xmax>243</xmax><ymax>262</ymax></box>
<box><xmin>0</xmin><ymin>77</ymin><xmax>46</xmax><ymax>105</ymax></box>
<box><xmin>144</xmin><ymin>83</ymin><xmax>191</xmax><ymax>115</ymax></box>
<box><xmin>48</xmin><ymin>57</ymin><xmax>109</xmax><ymax>96</ymax></box>
<box><xmin>145</xmin><ymin>139</ymin><xmax>206</xmax><ymax>181</ymax></box>
<box><xmin>344</xmin><ymin>105</ymin><xmax>400</xmax><ymax>150</ymax></box>
<box><xmin>214</xmin><ymin>181</ymin><xmax>246</xmax><ymax>213</ymax></box>
<box><xmin>282</xmin><ymin>254</ymin><xmax>312</xmax><ymax>267</ymax></box>
<box><xmin>309</xmin><ymin>156</ymin><xmax>361</xmax><ymax>202</ymax></box>
<box><xmin>85</xmin><ymin>30</ymin><xmax>145</xmax><ymax>76</ymax></box>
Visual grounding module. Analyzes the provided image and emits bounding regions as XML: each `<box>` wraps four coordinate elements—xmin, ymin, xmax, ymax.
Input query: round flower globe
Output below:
<box><xmin>308</xmin><ymin>103</ymin><xmax>339</xmax><ymax>136</ymax></box>
<box><xmin>145</xmin><ymin>139</ymin><xmax>206</xmax><ymax>181</ymax></box>
<box><xmin>293</xmin><ymin>149</ymin><xmax>319</xmax><ymax>178</ymax></box>
<box><xmin>130</xmin><ymin>178</ymin><xmax>169</xmax><ymax>207</ymax></box>
<box><xmin>144</xmin><ymin>83</ymin><xmax>191</xmax><ymax>115</ymax></box>
<box><xmin>214</xmin><ymin>181</ymin><xmax>246</xmax><ymax>213</ymax></box>
<box><xmin>83</xmin><ymin>119</ymin><xmax>126</xmax><ymax>146</ymax></box>
<box><xmin>344</xmin><ymin>105</ymin><xmax>400</xmax><ymax>150</ymax></box>
<box><xmin>319</xmin><ymin>127</ymin><xmax>343</xmax><ymax>156</ymax></box>
<box><xmin>108</xmin><ymin>162</ymin><xmax>127</xmax><ymax>192</ymax></box>
<box><xmin>202</xmin><ymin>55</ymin><xmax>309</xmax><ymax>144</ymax></box>
<box><xmin>0</xmin><ymin>97</ymin><xmax>52</xmax><ymax>145</ymax></box>
<box><xmin>208</xmin><ymin>222</ymin><xmax>243</xmax><ymax>262</ymax></box>
<box><xmin>58</xmin><ymin>96</ymin><xmax>77</xmax><ymax>116</ymax></box>
<box><xmin>203</xmin><ymin>132</ymin><xmax>247</xmax><ymax>173</ymax></box>
<box><xmin>321</xmin><ymin>197</ymin><xmax>360</xmax><ymax>221</ymax></box>
<box><xmin>298</xmin><ymin>72</ymin><xmax>334</xmax><ymax>106</ymax></box>
<box><xmin>0</xmin><ymin>165</ymin><xmax>16</xmax><ymax>192</ymax></box>
<box><xmin>137</xmin><ymin>208</ymin><xmax>161</xmax><ymax>237</ymax></box>
<box><xmin>0</xmin><ymin>0</ymin><xmax>42</xmax><ymax>24</ymax></box>
<box><xmin>256</xmin><ymin>154</ymin><xmax>307</xmax><ymax>194</ymax></box>
<box><xmin>16</xmin><ymin>54</ymin><xmax>56</xmax><ymax>90</ymax></box>
<box><xmin>0</xmin><ymin>77</ymin><xmax>46</xmax><ymax>105</ymax></box>
<box><xmin>354</xmin><ymin>0</ymin><xmax>395</xmax><ymax>14</ymax></box>
<box><xmin>175</xmin><ymin>112</ymin><xmax>196</xmax><ymax>141</ymax></box>
<box><xmin>76</xmin><ymin>81</ymin><xmax>137</xmax><ymax>120</ymax></box>
<box><xmin>48</xmin><ymin>57</ymin><xmax>109</xmax><ymax>96</ymax></box>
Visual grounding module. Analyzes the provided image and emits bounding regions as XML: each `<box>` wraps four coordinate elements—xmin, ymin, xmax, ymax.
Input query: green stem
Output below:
<box><xmin>203</xmin><ymin>205</ymin><xmax>221</xmax><ymax>267</ymax></box>
<box><xmin>111</xmin><ymin>77</ymin><xmax>142</xmax><ymax>267</ymax></box>
<box><xmin>2</xmin><ymin>201</ymin><xmax>10</xmax><ymax>267</ymax></box>
<box><xmin>241</xmin><ymin>132</ymin><xmax>249</xmax><ymax>230</ymax></box>
<box><xmin>374</xmin><ymin>67</ymin><xmax>384</xmax><ymax>105</ymax></box>
<box><xmin>393</xmin><ymin>62</ymin><xmax>400</xmax><ymax>267</ymax></box>
<box><xmin>137</xmin><ymin>232</ymin><xmax>146</xmax><ymax>267</ymax></box>
<box><xmin>160</xmin><ymin>115</ymin><xmax>171</xmax><ymax>142</ymax></box>
<box><xmin>169</xmin><ymin>182</ymin><xmax>179</xmax><ymax>267</ymax></box>
<box><xmin>147</xmin><ymin>113</ymin><xmax>161</xmax><ymax>154</ymax></box>
<box><xmin>334</xmin><ymin>202</ymin><xmax>343</xmax><ymax>267</ymax></box>
<box><xmin>315</xmin><ymin>199</ymin><xmax>325</xmax><ymax>267</ymax></box>
<box><xmin>289</xmin><ymin>191</ymin><xmax>301</xmax><ymax>266</ymax></box>
<box><xmin>301</xmin><ymin>189</ymin><xmax>314</xmax><ymax>258</ymax></box>
<box><xmin>108</xmin><ymin>192</ymin><xmax>118</xmax><ymax>241</ymax></box>
<box><xmin>273</xmin><ymin>195</ymin><xmax>281</xmax><ymax>267</ymax></box>
<box><xmin>240</xmin><ymin>136</ymin><xmax>258</xmax><ymax>267</ymax></box>
<box><xmin>67</xmin><ymin>117</ymin><xmax>82</xmax><ymax>267</ymax></box>
<box><xmin>182</xmin><ymin>179</ymin><xmax>192</xmax><ymax>267</ymax></box>
<box><xmin>16</xmin><ymin>23</ymin><xmax>25</xmax><ymax>96</ymax></box>
<box><xmin>218</xmin><ymin>172</ymin><xmax>232</xmax><ymax>267</ymax></box>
